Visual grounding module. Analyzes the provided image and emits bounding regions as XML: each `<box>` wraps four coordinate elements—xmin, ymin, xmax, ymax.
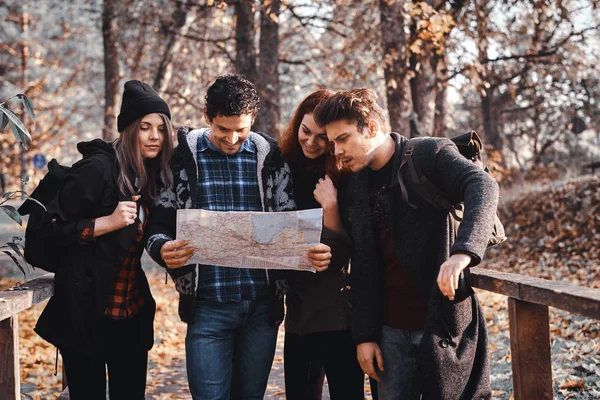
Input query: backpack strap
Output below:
<box><xmin>397</xmin><ymin>139</ymin><xmax>463</xmax><ymax>221</ymax></box>
<box><xmin>397</xmin><ymin>143</ymin><xmax>418</xmax><ymax>209</ymax></box>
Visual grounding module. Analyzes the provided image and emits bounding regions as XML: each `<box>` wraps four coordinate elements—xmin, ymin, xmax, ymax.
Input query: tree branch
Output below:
<box><xmin>165</xmin><ymin>90</ymin><xmax>204</xmax><ymax>111</ymax></box>
<box><xmin>181</xmin><ymin>33</ymin><xmax>235</xmax><ymax>63</ymax></box>
<box><xmin>483</xmin><ymin>26</ymin><xmax>599</xmax><ymax>64</ymax></box>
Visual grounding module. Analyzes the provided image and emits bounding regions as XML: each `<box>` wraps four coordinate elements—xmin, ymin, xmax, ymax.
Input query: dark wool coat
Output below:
<box><xmin>35</xmin><ymin>139</ymin><xmax>156</xmax><ymax>356</ymax></box>
<box><xmin>344</xmin><ymin>133</ymin><xmax>498</xmax><ymax>400</ymax></box>
<box><xmin>145</xmin><ymin>127</ymin><xmax>296</xmax><ymax>325</ymax></box>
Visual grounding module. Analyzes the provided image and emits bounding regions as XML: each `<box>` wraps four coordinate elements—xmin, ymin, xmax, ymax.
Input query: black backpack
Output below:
<box><xmin>18</xmin><ymin>159</ymin><xmax>72</xmax><ymax>273</ymax></box>
<box><xmin>396</xmin><ymin>131</ymin><xmax>507</xmax><ymax>248</ymax></box>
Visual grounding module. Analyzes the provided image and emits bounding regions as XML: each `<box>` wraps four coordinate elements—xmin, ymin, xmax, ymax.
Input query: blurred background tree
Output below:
<box><xmin>0</xmin><ymin>0</ymin><xmax>599</xmax><ymax>190</ymax></box>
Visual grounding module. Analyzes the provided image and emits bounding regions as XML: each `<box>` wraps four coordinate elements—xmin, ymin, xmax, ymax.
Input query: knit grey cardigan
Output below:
<box><xmin>343</xmin><ymin>133</ymin><xmax>498</xmax><ymax>399</ymax></box>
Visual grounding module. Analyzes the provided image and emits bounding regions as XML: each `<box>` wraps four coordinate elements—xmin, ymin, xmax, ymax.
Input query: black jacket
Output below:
<box><xmin>284</xmin><ymin>158</ymin><xmax>352</xmax><ymax>335</ymax></box>
<box><xmin>344</xmin><ymin>133</ymin><xmax>498</xmax><ymax>399</ymax></box>
<box><xmin>35</xmin><ymin>139</ymin><xmax>156</xmax><ymax>355</ymax></box>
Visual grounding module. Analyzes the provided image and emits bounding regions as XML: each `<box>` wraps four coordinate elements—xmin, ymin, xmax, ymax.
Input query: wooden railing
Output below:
<box><xmin>1</xmin><ymin>270</ymin><xmax>599</xmax><ymax>400</ymax></box>
<box><xmin>469</xmin><ymin>267</ymin><xmax>600</xmax><ymax>400</ymax></box>
<box><xmin>0</xmin><ymin>275</ymin><xmax>68</xmax><ymax>400</ymax></box>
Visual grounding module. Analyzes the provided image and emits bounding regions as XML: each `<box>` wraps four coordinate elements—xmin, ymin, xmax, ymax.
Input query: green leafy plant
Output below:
<box><xmin>0</xmin><ymin>94</ymin><xmax>34</xmax><ymax>149</ymax></box>
<box><xmin>0</xmin><ymin>94</ymin><xmax>38</xmax><ymax>277</ymax></box>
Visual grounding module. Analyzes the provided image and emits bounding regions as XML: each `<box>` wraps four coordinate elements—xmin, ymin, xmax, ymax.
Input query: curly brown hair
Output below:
<box><xmin>205</xmin><ymin>74</ymin><xmax>260</xmax><ymax>121</ymax></box>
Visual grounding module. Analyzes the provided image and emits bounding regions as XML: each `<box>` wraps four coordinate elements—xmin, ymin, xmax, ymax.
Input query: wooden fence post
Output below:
<box><xmin>0</xmin><ymin>315</ymin><xmax>20</xmax><ymax>400</ymax></box>
<box><xmin>508</xmin><ymin>298</ymin><xmax>553</xmax><ymax>400</ymax></box>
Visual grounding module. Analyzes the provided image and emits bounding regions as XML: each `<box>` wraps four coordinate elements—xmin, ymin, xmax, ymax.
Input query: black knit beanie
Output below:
<box><xmin>117</xmin><ymin>80</ymin><xmax>171</xmax><ymax>132</ymax></box>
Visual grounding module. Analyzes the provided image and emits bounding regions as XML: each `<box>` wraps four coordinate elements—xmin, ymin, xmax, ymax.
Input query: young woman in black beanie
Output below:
<box><xmin>279</xmin><ymin>90</ymin><xmax>366</xmax><ymax>400</ymax></box>
<box><xmin>34</xmin><ymin>80</ymin><xmax>174</xmax><ymax>400</ymax></box>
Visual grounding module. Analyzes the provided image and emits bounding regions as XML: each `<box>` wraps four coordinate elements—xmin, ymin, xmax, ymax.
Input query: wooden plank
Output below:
<box><xmin>469</xmin><ymin>267</ymin><xmax>600</xmax><ymax>319</ymax></box>
<box><xmin>0</xmin><ymin>315</ymin><xmax>20</xmax><ymax>400</ymax></box>
<box><xmin>508</xmin><ymin>298</ymin><xmax>553</xmax><ymax>400</ymax></box>
<box><xmin>0</xmin><ymin>276</ymin><xmax>54</xmax><ymax>321</ymax></box>
<box><xmin>62</xmin><ymin>355</ymin><xmax>68</xmax><ymax>390</ymax></box>
<box><xmin>57</xmin><ymin>387</ymin><xmax>70</xmax><ymax>400</ymax></box>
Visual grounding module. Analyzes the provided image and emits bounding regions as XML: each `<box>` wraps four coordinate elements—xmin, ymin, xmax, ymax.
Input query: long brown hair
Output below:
<box><xmin>113</xmin><ymin>113</ymin><xmax>174</xmax><ymax>202</ymax></box>
<box><xmin>280</xmin><ymin>89</ymin><xmax>346</xmax><ymax>183</ymax></box>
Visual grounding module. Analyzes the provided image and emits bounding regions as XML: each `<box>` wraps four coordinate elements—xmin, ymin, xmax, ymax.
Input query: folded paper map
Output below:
<box><xmin>176</xmin><ymin>208</ymin><xmax>323</xmax><ymax>272</ymax></box>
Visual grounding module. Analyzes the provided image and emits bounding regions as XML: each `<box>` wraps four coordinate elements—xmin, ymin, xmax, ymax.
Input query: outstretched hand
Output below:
<box><xmin>437</xmin><ymin>253</ymin><xmax>472</xmax><ymax>301</ymax></box>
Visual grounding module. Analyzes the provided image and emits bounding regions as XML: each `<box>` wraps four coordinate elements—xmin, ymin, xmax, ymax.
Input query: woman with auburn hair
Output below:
<box><xmin>279</xmin><ymin>89</ymin><xmax>365</xmax><ymax>400</ymax></box>
<box><xmin>33</xmin><ymin>80</ymin><xmax>174</xmax><ymax>400</ymax></box>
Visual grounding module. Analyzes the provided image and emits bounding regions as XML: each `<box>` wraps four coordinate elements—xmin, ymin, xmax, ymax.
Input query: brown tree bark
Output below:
<box><xmin>433</xmin><ymin>85</ymin><xmax>446</xmax><ymax>137</ymax></box>
<box><xmin>102</xmin><ymin>0</ymin><xmax>120</xmax><ymax>141</ymax></box>
<box><xmin>408</xmin><ymin>0</ymin><xmax>462</xmax><ymax>138</ymax></box>
<box><xmin>433</xmin><ymin>51</ymin><xmax>448</xmax><ymax>137</ymax></box>
<box><xmin>476</xmin><ymin>0</ymin><xmax>503</xmax><ymax>150</ymax></box>
<box><xmin>409</xmin><ymin>52</ymin><xmax>437</xmax><ymax>137</ymax></box>
<box><xmin>254</xmin><ymin>0</ymin><xmax>281</xmax><ymax>138</ymax></box>
<box><xmin>234</xmin><ymin>0</ymin><xmax>258</xmax><ymax>85</ymax></box>
<box><xmin>20</xmin><ymin>8</ymin><xmax>29</xmax><ymax>193</ymax></box>
<box><xmin>379</xmin><ymin>0</ymin><xmax>411</xmax><ymax>137</ymax></box>
<box><xmin>154</xmin><ymin>4</ymin><xmax>197</xmax><ymax>94</ymax></box>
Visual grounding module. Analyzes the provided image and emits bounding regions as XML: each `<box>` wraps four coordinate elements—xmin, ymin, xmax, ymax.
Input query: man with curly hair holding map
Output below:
<box><xmin>145</xmin><ymin>74</ymin><xmax>332</xmax><ymax>400</ymax></box>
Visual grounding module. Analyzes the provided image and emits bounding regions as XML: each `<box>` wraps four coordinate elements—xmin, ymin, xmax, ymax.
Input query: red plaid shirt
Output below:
<box><xmin>81</xmin><ymin>205</ymin><xmax>148</xmax><ymax>319</ymax></box>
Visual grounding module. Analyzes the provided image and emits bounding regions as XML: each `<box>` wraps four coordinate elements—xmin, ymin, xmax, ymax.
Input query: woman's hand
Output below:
<box><xmin>108</xmin><ymin>195</ymin><xmax>141</xmax><ymax>229</ymax></box>
<box><xmin>160</xmin><ymin>239</ymin><xmax>195</xmax><ymax>269</ymax></box>
<box><xmin>93</xmin><ymin>195</ymin><xmax>141</xmax><ymax>237</ymax></box>
<box><xmin>314</xmin><ymin>175</ymin><xmax>338</xmax><ymax>211</ymax></box>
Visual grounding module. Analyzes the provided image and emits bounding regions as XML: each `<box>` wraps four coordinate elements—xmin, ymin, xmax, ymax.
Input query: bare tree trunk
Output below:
<box><xmin>433</xmin><ymin>51</ymin><xmax>448</xmax><ymax>137</ymax></box>
<box><xmin>102</xmin><ymin>0</ymin><xmax>120</xmax><ymax>141</ymax></box>
<box><xmin>234</xmin><ymin>0</ymin><xmax>258</xmax><ymax>85</ymax></box>
<box><xmin>379</xmin><ymin>0</ymin><xmax>411</xmax><ymax>136</ymax></box>
<box><xmin>481</xmin><ymin>90</ymin><xmax>503</xmax><ymax>149</ymax></box>
<box><xmin>254</xmin><ymin>0</ymin><xmax>280</xmax><ymax>138</ymax></box>
<box><xmin>476</xmin><ymin>0</ymin><xmax>503</xmax><ymax>150</ymax></box>
<box><xmin>154</xmin><ymin>4</ymin><xmax>196</xmax><ymax>94</ymax></box>
<box><xmin>20</xmin><ymin>7</ymin><xmax>29</xmax><ymax>194</ymax></box>
<box><xmin>409</xmin><ymin>53</ymin><xmax>437</xmax><ymax>137</ymax></box>
<box><xmin>433</xmin><ymin>86</ymin><xmax>446</xmax><ymax>137</ymax></box>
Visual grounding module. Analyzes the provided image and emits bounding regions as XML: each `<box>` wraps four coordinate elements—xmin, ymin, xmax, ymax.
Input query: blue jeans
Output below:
<box><xmin>378</xmin><ymin>325</ymin><xmax>424</xmax><ymax>400</ymax></box>
<box><xmin>185</xmin><ymin>298</ymin><xmax>278</xmax><ymax>400</ymax></box>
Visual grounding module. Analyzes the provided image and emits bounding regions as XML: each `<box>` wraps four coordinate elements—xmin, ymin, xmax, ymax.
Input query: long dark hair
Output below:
<box><xmin>280</xmin><ymin>89</ymin><xmax>347</xmax><ymax>183</ymax></box>
<box><xmin>113</xmin><ymin>113</ymin><xmax>174</xmax><ymax>201</ymax></box>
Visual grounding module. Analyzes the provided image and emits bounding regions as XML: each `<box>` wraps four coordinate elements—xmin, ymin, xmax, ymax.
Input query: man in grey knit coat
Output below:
<box><xmin>313</xmin><ymin>88</ymin><xmax>498</xmax><ymax>400</ymax></box>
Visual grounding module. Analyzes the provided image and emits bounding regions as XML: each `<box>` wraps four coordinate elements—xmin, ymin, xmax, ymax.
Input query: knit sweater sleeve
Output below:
<box><xmin>414</xmin><ymin>138</ymin><xmax>499</xmax><ymax>264</ymax></box>
<box><xmin>272</xmin><ymin>159</ymin><xmax>297</xmax><ymax>212</ymax></box>
<box><xmin>146</xmin><ymin>164</ymin><xmax>177</xmax><ymax>268</ymax></box>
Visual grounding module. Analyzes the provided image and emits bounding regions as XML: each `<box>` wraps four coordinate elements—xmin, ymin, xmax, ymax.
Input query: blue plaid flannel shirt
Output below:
<box><xmin>195</xmin><ymin>133</ymin><xmax>269</xmax><ymax>302</ymax></box>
